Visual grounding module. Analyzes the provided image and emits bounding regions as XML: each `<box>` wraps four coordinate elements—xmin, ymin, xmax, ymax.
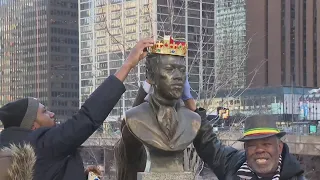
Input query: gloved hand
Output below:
<box><xmin>181</xmin><ymin>76</ymin><xmax>193</xmax><ymax>101</ymax></box>
<box><xmin>142</xmin><ymin>79</ymin><xmax>151</xmax><ymax>93</ymax></box>
<box><xmin>142</xmin><ymin>80</ymin><xmax>152</xmax><ymax>101</ymax></box>
<box><xmin>195</xmin><ymin>107</ymin><xmax>207</xmax><ymax>122</ymax></box>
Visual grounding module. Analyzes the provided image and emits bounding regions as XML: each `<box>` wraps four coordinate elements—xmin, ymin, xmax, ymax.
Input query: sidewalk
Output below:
<box><xmin>197</xmin><ymin>176</ymin><xmax>218</xmax><ymax>180</ymax></box>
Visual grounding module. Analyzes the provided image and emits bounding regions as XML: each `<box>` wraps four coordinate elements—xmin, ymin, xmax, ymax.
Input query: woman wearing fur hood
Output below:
<box><xmin>0</xmin><ymin>144</ymin><xmax>35</xmax><ymax>180</ymax></box>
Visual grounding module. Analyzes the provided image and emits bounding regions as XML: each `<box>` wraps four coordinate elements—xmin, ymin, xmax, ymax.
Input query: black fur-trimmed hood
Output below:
<box><xmin>0</xmin><ymin>144</ymin><xmax>36</xmax><ymax>180</ymax></box>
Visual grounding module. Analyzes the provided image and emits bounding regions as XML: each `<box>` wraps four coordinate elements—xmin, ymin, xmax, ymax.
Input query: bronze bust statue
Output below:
<box><xmin>114</xmin><ymin>36</ymin><xmax>201</xmax><ymax>180</ymax></box>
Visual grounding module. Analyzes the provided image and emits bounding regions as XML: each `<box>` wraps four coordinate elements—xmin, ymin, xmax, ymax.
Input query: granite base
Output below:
<box><xmin>137</xmin><ymin>172</ymin><xmax>194</xmax><ymax>180</ymax></box>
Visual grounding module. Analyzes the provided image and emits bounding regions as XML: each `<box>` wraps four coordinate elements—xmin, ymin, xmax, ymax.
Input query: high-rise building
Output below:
<box><xmin>79</xmin><ymin>0</ymin><xmax>214</xmax><ymax>120</ymax></box>
<box><xmin>214</xmin><ymin>0</ymin><xmax>247</xmax><ymax>89</ymax></box>
<box><xmin>246</xmin><ymin>0</ymin><xmax>320</xmax><ymax>88</ymax></box>
<box><xmin>0</xmin><ymin>0</ymin><xmax>79</xmax><ymax>121</ymax></box>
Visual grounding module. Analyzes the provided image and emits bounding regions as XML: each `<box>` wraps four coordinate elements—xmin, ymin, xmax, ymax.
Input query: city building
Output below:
<box><xmin>213</xmin><ymin>0</ymin><xmax>320</xmax><ymax>90</ymax></box>
<box><xmin>0</xmin><ymin>0</ymin><xmax>79</xmax><ymax>121</ymax></box>
<box><xmin>246</xmin><ymin>0</ymin><xmax>320</xmax><ymax>88</ymax></box>
<box><xmin>208</xmin><ymin>0</ymin><xmax>320</xmax><ymax>120</ymax></box>
<box><xmin>79</xmin><ymin>0</ymin><xmax>214</xmax><ymax>120</ymax></box>
<box><xmin>200</xmin><ymin>86</ymin><xmax>314</xmax><ymax>121</ymax></box>
<box><xmin>214</xmin><ymin>0</ymin><xmax>247</xmax><ymax>89</ymax></box>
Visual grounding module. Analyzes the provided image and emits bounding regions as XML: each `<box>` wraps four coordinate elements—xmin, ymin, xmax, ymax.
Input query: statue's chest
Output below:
<box><xmin>126</xmin><ymin>111</ymin><xmax>198</xmax><ymax>152</ymax></box>
<box><xmin>143</xmin><ymin>145</ymin><xmax>185</xmax><ymax>172</ymax></box>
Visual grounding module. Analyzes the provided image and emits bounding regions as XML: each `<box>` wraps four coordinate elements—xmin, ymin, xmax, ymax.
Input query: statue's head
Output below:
<box><xmin>146</xmin><ymin>54</ymin><xmax>186</xmax><ymax>100</ymax></box>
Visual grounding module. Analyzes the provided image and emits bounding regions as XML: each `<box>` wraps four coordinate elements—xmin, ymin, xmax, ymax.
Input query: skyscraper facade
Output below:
<box><xmin>79</xmin><ymin>0</ymin><xmax>214</xmax><ymax>120</ymax></box>
<box><xmin>246</xmin><ymin>0</ymin><xmax>320</xmax><ymax>88</ymax></box>
<box><xmin>157</xmin><ymin>0</ymin><xmax>215</xmax><ymax>98</ymax></box>
<box><xmin>79</xmin><ymin>0</ymin><xmax>152</xmax><ymax>120</ymax></box>
<box><xmin>214</xmin><ymin>0</ymin><xmax>247</xmax><ymax>89</ymax></box>
<box><xmin>0</xmin><ymin>0</ymin><xmax>79</xmax><ymax>121</ymax></box>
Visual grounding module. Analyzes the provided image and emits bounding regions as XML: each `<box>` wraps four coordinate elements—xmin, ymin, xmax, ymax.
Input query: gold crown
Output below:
<box><xmin>150</xmin><ymin>36</ymin><xmax>188</xmax><ymax>57</ymax></box>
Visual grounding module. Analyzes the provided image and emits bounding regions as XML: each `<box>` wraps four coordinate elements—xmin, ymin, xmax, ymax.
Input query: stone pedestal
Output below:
<box><xmin>137</xmin><ymin>172</ymin><xmax>194</xmax><ymax>180</ymax></box>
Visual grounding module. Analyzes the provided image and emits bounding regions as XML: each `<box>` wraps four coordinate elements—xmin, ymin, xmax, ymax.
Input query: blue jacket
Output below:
<box><xmin>0</xmin><ymin>75</ymin><xmax>126</xmax><ymax>180</ymax></box>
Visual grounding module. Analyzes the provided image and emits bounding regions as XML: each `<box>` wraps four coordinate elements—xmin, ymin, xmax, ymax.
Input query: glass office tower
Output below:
<box><xmin>0</xmin><ymin>0</ymin><xmax>79</xmax><ymax>121</ymax></box>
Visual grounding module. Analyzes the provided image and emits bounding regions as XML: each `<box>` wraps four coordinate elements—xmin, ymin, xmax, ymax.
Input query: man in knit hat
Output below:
<box><xmin>0</xmin><ymin>38</ymin><xmax>154</xmax><ymax>180</ymax></box>
<box><xmin>0</xmin><ymin>97</ymin><xmax>55</xmax><ymax>146</ymax></box>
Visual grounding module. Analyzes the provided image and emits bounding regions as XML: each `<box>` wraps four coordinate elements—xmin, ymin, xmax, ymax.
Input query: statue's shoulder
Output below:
<box><xmin>124</xmin><ymin>103</ymin><xmax>164</xmax><ymax>149</ymax></box>
<box><xmin>125</xmin><ymin>102</ymin><xmax>156</xmax><ymax>127</ymax></box>
<box><xmin>177</xmin><ymin>107</ymin><xmax>201</xmax><ymax>133</ymax></box>
<box><xmin>125</xmin><ymin>102</ymin><xmax>152</xmax><ymax>118</ymax></box>
<box><xmin>178</xmin><ymin>107</ymin><xmax>201</xmax><ymax>121</ymax></box>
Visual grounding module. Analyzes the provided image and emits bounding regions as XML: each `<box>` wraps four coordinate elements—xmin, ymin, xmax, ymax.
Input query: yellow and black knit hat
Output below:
<box><xmin>238</xmin><ymin>115</ymin><xmax>286</xmax><ymax>142</ymax></box>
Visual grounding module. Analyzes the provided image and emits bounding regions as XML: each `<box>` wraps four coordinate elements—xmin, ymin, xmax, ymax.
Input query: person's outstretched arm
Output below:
<box><xmin>31</xmin><ymin>38</ymin><xmax>154</xmax><ymax>157</ymax></box>
<box><xmin>193</xmin><ymin>108</ymin><xmax>244</xmax><ymax>179</ymax></box>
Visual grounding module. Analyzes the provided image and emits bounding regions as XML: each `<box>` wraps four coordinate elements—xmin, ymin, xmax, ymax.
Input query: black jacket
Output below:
<box><xmin>0</xmin><ymin>75</ymin><xmax>126</xmax><ymax>180</ymax></box>
<box><xmin>193</xmin><ymin>109</ymin><xmax>305</xmax><ymax>180</ymax></box>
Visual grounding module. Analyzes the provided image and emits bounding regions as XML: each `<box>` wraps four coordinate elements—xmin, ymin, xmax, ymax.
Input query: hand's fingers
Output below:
<box><xmin>139</xmin><ymin>52</ymin><xmax>148</xmax><ymax>59</ymax></box>
<box><xmin>144</xmin><ymin>42</ymin><xmax>154</xmax><ymax>47</ymax></box>
<box><xmin>95</xmin><ymin>171</ymin><xmax>102</xmax><ymax>176</ymax></box>
<box><xmin>139</xmin><ymin>38</ymin><xmax>154</xmax><ymax>44</ymax></box>
<box><xmin>143</xmin><ymin>38</ymin><xmax>154</xmax><ymax>43</ymax></box>
<box><xmin>142</xmin><ymin>37</ymin><xmax>154</xmax><ymax>41</ymax></box>
<box><xmin>134</xmin><ymin>43</ymin><xmax>153</xmax><ymax>53</ymax></box>
<box><xmin>87</xmin><ymin>167</ymin><xmax>101</xmax><ymax>175</ymax></box>
<box><xmin>96</xmin><ymin>168</ymin><xmax>102</xmax><ymax>174</ymax></box>
<box><xmin>91</xmin><ymin>169</ymin><xmax>101</xmax><ymax>176</ymax></box>
<box><xmin>139</xmin><ymin>43</ymin><xmax>154</xmax><ymax>50</ymax></box>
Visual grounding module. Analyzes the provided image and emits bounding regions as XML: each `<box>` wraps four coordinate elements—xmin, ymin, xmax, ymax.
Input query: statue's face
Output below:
<box><xmin>153</xmin><ymin>55</ymin><xmax>186</xmax><ymax>100</ymax></box>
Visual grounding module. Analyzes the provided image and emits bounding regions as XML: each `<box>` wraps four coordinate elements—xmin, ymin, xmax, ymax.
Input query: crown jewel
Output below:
<box><xmin>150</xmin><ymin>36</ymin><xmax>187</xmax><ymax>57</ymax></box>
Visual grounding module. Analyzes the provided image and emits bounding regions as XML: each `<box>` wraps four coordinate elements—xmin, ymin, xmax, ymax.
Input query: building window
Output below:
<box><xmin>265</xmin><ymin>0</ymin><xmax>269</xmax><ymax>86</ymax></box>
<box><xmin>290</xmin><ymin>0</ymin><xmax>296</xmax><ymax>85</ymax></box>
<box><xmin>281</xmin><ymin>0</ymin><xmax>286</xmax><ymax>85</ymax></box>
<box><xmin>303</xmin><ymin>0</ymin><xmax>307</xmax><ymax>86</ymax></box>
<box><xmin>314</xmin><ymin>0</ymin><xmax>318</xmax><ymax>87</ymax></box>
<box><xmin>265</xmin><ymin>0</ymin><xmax>268</xmax><ymax>59</ymax></box>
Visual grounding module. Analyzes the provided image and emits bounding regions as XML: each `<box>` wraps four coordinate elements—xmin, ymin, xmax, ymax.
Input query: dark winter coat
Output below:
<box><xmin>0</xmin><ymin>75</ymin><xmax>126</xmax><ymax>180</ymax></box>
<box><xmin>193</xmin><ymin>109</ymin><xmax>306</xmax><ymax>180</ymax></box>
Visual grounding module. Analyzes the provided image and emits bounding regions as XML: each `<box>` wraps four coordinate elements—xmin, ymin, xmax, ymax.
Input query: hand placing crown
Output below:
<box><xmin>149</xmin><ymin>35</ymin><xmax>188</xmax><ymax>57</ymax></box>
